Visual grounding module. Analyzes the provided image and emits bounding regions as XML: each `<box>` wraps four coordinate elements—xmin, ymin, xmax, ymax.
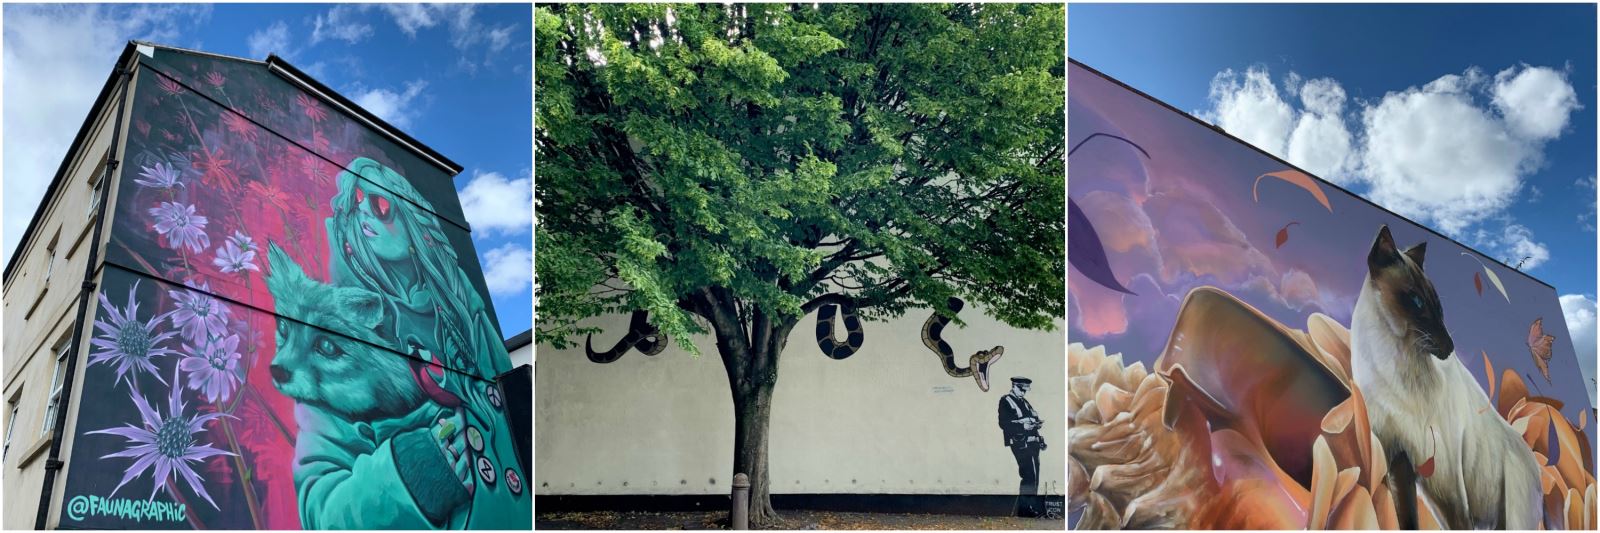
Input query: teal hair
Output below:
<box><xmin>326</xmin><ymin>157</ymin><xmax>501</xmax><ymax>375</ymax></box>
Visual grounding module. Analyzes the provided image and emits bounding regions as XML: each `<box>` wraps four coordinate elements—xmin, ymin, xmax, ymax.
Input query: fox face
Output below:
<box><xmin>264</xmin><ymin>244</ymin><xmax>424</xmax><ymax>422</ymax></box>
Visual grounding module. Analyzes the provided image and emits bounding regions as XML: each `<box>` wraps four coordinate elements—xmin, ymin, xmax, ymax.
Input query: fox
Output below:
<box><xmin>264</xmin><ymin>243</ymin><xmax>476</xmax><ymax>528</ymax></box>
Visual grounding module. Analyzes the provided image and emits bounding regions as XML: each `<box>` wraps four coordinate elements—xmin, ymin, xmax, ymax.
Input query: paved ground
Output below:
<box><xmin>536</xmin><ymin>510</ymin><xmax>1064</xmax><ymax>530</ymax></box>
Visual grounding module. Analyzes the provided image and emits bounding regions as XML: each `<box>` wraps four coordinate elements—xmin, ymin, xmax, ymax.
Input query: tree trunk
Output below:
<box><xmin>732</xmin><ymin>380</ymin><xmax>779</xmax><ymax>527</ymax></box>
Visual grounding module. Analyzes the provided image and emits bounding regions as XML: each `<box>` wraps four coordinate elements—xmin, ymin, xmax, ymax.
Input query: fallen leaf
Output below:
<box><xmin>1069</xmin><ymin>198</ymin><xmax>1136</xmax><ymax>295</ymax></box>
<box><xmin>1253</xmin><ymin>170</ymin><xmax>1334</xmax><ymax>212</ymax></box>
<box><xmin>1474</xmin><ymin>271</ymin><xmax>1484</xmax><ymax>295</ymax></box>
<box><xmin>1461</xmin><ymin>252</ymin><xmax>1511</xmax><ymax>302</ymax></box>
<box><xmin>1275</xmin><ymin>221</ymin><xmax>1300</xmax><ymax>249</ymax></box>
<box><xmin>1484</xmin><ymin>350</ymin><xmax>1497</xmax><ymax>400</ymax></box>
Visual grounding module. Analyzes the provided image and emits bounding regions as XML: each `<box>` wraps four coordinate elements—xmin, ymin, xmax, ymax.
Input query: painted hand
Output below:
<box><xmin>432</xmin><ymin>407</ymin><xmax>475</xmax><ymax>495</ymax></box>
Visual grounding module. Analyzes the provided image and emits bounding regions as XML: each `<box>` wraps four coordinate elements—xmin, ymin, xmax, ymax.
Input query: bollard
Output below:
<box><xmin>731</xmin><ymin>473</ymin><xmax>750</xmax><ymax>530</ymax></box>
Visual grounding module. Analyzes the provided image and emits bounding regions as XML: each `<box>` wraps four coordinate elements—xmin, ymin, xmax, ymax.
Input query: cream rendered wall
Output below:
<box><xmin>535</xmin><ymin>303</ymin><xmax>1065</xmax><ymax>498</ymax></box>
<box><xmin>1</xmin><ymin>63</ymin><xmax>135</xmax><ymax>529</ymax></box>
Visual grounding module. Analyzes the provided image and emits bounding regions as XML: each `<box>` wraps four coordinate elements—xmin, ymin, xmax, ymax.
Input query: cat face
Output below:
<box><xmin>264</xmin><ymin>243</ymin><xmax>425</xmax><ymax>421</ymax></box>
<box><xmin>1366</xmin><ymin>225</ymin><xmax>1454</xmax><ymax>360</ymax></box>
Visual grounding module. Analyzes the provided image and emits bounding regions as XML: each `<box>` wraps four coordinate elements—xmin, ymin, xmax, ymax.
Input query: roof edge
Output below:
<box><xmin>1067</xmin><ymin>57</ymin><xmax>1559</xmax><ymax>293</ymax></box>
<box><xmin>504</xmin><ymin>328</ymin><xmax>533</xmax><ymax>352</ymax></box>
<box><xmin>4</xmin><ymin>42</ymin><xmax>138</xmax><ymax>285</ymax></box>
<box><xmin>265</xmin><ymin>55</ymin><xmax>464</xmax><ymax>176</ymax></box>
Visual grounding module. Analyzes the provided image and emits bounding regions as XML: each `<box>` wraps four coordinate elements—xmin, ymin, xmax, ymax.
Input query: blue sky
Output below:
<box><xmin>1071</xmin><ymin>3</ymin><xmax>1598</xmax><ymax>398</ymax></box>
<box><xmin>4</xmin><ymin>4</ymin><xmax>533</xmax><ymax>337</ymax></box>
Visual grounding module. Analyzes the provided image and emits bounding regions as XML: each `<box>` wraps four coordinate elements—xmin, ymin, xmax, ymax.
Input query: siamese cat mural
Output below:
<box><xmin>1067</xmin><ymin>60</ymin><xmax>1593</xmax><ymax>530</ymax></box>
<box><xmin>1352</xmin><ymin>226</ymin><xmax>1542</xmax><ymax>529</ymax></box>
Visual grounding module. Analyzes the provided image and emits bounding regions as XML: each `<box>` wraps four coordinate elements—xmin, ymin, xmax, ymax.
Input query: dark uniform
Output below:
<box><xmin>998</xmin><ymin>377</ymin><xmax>1044</xmax><ymax>517</ymax></box>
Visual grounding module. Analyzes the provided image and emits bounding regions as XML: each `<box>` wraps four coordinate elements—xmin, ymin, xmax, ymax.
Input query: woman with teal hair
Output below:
<box><xmin>284</xmin><ymin>156</ymin><xmax>526</xmax><ymax>529</ymax></box>
<box><xmin>323</xmin><ymin>157</ymin><xmax>510</xmax><ymax>378</ymax></box>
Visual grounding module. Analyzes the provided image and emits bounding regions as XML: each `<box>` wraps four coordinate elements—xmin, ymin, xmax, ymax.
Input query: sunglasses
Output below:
<box><xmin>352</xmin><ymin>187</ymin><xmax>394</xmax><ymax>222</ymax></box>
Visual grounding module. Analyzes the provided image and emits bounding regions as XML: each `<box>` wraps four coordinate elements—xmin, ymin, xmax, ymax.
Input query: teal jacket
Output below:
<box><xmin>292</xmin><ymin>398</ymin><xmax>530</xmax><ymax>529</ymax></box>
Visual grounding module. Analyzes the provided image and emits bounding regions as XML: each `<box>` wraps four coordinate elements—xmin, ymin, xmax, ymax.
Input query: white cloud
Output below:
<box><xmin>2</xmin><ymin>4</ymin><xmax>210</xmax><ymax>265</ymax></box>
<box><xmin>459</xmin><ymin>170</ymin><xmax>532</xmax><ymax>236</ymax></box>
<box><xmin>349</xmin><ymin>80</ymin><xmax>428</xmax><ymax>128</ymax></box>
<box><xmin>1287</xmin><ymin>78</ymin><xmax>1355</xmax><ymax>182</ymax></box>
<box><xmin>247</xmin><ymin>20</ymin><xmax>292</xmax><ymax>58</ymax></box>
<box><xmin>310</xmin><ymin>5</ymin><xmax>374</xmax><ymax>45</ymax></box>
<box><xmin>1358</xmin><ymin>69</ymin><xmax>1540</xmax><ymax>234</ymax></box>
<box><xmin>1493</xmin><ymin>65</ymin><xmax>1582</xmax><ymax>141</ymax></box>
<box><xmin>1202</xmin><ymin>66</ymin><xmax>1296</xmax><ymax>158</ymax></box>
<box><xmin>381</xmin><ymin>3</ymin><xmax>445</xmax><ymax>37</ymax></box>
<box><xmin>481</xmin><ymin>243</ymin><xmax>532</xmax><ymax>295</ymax></box>
<box><xmin>378</xmin><ymin>4</ymin><xmax>518</xmax><ymax>73</ymax></box>
<box><xmin>1559</xmin><ymin>294</ymin><xmax>1597</xmax><ymax>406</ymax></box>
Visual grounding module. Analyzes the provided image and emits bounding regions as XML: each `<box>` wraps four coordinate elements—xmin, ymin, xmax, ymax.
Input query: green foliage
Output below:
<box><xmin>536</xmin><ymin>3</ymin><xmax>1065</xmax><ymax>355</ymax></box>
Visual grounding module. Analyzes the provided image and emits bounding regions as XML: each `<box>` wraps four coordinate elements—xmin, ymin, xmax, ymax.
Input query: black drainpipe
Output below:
<box><xmin>35</xmin><ymin>60</ymin><xmax>135</xmax><ymax>530</ymax></box>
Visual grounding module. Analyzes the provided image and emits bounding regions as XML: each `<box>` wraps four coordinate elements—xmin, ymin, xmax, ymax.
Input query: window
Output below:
<box><xmin>43</xmin><ymin>232</ymin><xmax>59</xmax><ymax>285</ymax></box>
<box><xmin>40</xmin><ymin>339</ymin><xmax>70</xmax><ymax>437</ymax></box>
<box><xmin>87</xmin><ymin>149</ymin><xmax>110</xmax><ymax>219</ymax></box>
<box><xmin>3</xmin><ymin>396</ymin><xmax>18</xmax><ymax>460</ymax></box>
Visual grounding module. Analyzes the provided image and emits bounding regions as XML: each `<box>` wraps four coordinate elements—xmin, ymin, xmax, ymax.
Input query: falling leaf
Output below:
<box><xmin>1068</xmin><ymin>198</ymin><xmax>1135</xmax><ymax>295</ymax></box>
<box><xmin>1473</xmin><ymin>272</ymin><xmax>1483</xmax><ymax>296</ymax></box>
<box><xmin>1275</xmin><ymin>221</ymin><xmax>1300</xmax><ymax>249</ymax></box>
<box><xmin>1417</xmin><ymin>426</ymin><xmax>1438</xmax><ymax>478</ymax></box>
<box><xmin>1483</xmin><ymin>351</ymin><xmax>1497</xmax><ymax>400</ymax></box>
<box><xmin>1252</xmin><ymin>170</ymin><xmax>1334</xmax><ymax>212</ymax></box>
<box><xmin>1460</xmin><ymin>252</ymin><xmax>1510</xmax><ymax>303</ymax></box>
<box><xmin>1529</xmin><ymin>318</ymin><xmax>1555</xmax><ymax>383</ymax></box>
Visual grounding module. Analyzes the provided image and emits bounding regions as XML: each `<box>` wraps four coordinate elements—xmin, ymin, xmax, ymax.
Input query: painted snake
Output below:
<box><xmin>585</xmin><ymin>310</ymin><xmax>667</xmax><ymax>363</ymax></box>
<box><xmin>922</xmin><ymin>297</ymin><xmax>1004</xmax><ymax>391</ymax></box>
<box><xmin>814</xmin><ymin>299</ymin><xmax>864</xmax><ymax>360</ymax></box>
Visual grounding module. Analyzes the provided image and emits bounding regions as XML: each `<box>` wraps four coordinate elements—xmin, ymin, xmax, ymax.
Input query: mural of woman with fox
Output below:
<box><xmin>264</xmin><ymin>158</ymin><xmax>525</xmax><ymax>529</ymax></box>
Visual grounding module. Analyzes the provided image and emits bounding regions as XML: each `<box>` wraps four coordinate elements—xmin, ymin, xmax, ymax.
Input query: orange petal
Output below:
<box><xmin>1253</xmin><ymin>170</ymin><xmax>1333</xmax><ymax>212</ymax></box>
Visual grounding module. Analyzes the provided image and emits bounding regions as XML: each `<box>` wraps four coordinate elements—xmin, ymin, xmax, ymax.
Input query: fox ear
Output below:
<box><xmin>265</xmin><ymin>243</ymin><xmax>308</xmax><ymax>294</ymax></box>
<box><xmin>335</xmin><ymin>287</ymin><xmax>385</xmax><ymax>331</ymax></box>
<box><xmin>1368</xmin><ymin>225</ymin><xmax>1400</xmax><ymax>273</ymax></box>
<box><xmin>1404</xmin><ymin>241</ymin><xmax>1427</xmax><ymax>269</ymax></box>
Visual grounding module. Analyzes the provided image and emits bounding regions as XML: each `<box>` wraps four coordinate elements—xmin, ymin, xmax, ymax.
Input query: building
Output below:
<box><xmin>535</xmin><ymin>303</ymin><xmax>1066</xmax><ymax>516</ymax></box>
<box><xmin>2</xmin><ymin>42</ymin><xmax>530</xmax><ymax>529</ymax></box>
<box><xmin>1066</xmin><ymin>59</ymin><xmax>1595</xmax><ymax>529</ymax></box>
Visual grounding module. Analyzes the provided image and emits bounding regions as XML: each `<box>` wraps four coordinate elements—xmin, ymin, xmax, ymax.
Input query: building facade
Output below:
<box><xmin>1067</xmin><ymin>59</ymin><xmax>1595</xmax><ymax>530</ymax></box>
<box><xmin>534</xmin><ymin>302</ymin><xmax>1066</xmax><ymax>514</ymax></box>
<box><xmin>2</xmin><ymin>42</ymin><xmax>530</xmax><ymax>529</ymax></box>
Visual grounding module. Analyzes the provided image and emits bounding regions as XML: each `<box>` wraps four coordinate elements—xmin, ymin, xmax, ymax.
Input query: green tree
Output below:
<box><xmin>535</xmin><ymin>3</ymin><xmax>1063</xmax><ymax>524</ymax></box>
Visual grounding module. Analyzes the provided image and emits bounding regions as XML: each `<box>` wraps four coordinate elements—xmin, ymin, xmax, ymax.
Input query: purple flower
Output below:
<box><xmin>86</xmin><ymin>367</ymin><xmax>235</xmax><ymax>508</ymax></box>
<box><xmin>149</xmin><ymin>202</ymin><xmax>209</xmax><ymax>253</ymax></box>
<box><xmin>134</xmin><ymin>162</ymin><xmax>183</xmax><ymax>189</ymax></box>
<box><xmin>179</xmin><ymin>334</ymin><xmax>241</xmax><ymax>403</ymax></box>
<box><xmin>88</xmin><ymin>280</ymin><xmax>179</xmax><ymax>389</ymax></box>
<box><xmin>227</xmin><ymin>231</ymin><xmax>257</xmax><ymax>253</ymax></box>
<box><xmin>168</xmin><ymin>285</ymin><xmax>230</xmax><ymax>344</ymax></box>
<box><xmin>212</xmin><ymin>240</ymin><xmax>258</xmax><ymax>274</ymax></box>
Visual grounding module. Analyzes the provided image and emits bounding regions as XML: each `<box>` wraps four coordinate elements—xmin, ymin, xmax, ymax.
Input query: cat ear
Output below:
<box><xmin>1404</xmin><ymin>241</ymin><xmax>1427</xmax><ymax>269</ymax></box>
<box><xmin>1368</xmin><ymin>225</ymin><xmax>1400</xmax><ymax>273</ymax></box>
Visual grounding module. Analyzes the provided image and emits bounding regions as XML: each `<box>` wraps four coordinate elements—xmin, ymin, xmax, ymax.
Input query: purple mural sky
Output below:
<box><xmin>1068</xmin><ymin>61</ymin><xmax>1594</xmax><ymax>424</ymax></box>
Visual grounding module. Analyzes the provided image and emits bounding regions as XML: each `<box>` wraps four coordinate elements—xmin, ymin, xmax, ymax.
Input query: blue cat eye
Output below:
<box><xmin>1411</xmin><ymin>295</ymin><xmax>1424</xmax><ymax>309</ymax></box>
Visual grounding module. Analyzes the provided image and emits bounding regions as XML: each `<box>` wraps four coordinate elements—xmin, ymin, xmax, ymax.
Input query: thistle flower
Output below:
<box><xmin>88</xmin><ymin>280</ymin><xmax>179</xmax><ymax>389</ymax></box>
<box><xmin>204</xmin><ymin>71</ymin><xmax>225</xmax><ymax>87</ymax></box>
<box><xmin>87</xmin><ymin>367</ymin><xmax>235</xmax><ymax>508</ymax></box>
<box><xmin>149</xmin><ymin>202</ymin><xmax>209</xmax><ymax>253</ymax></box>
<box><xmin>295</xmin><ymin>93</ymin><xmax>327</xmax><ymax>122</ymax></box>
